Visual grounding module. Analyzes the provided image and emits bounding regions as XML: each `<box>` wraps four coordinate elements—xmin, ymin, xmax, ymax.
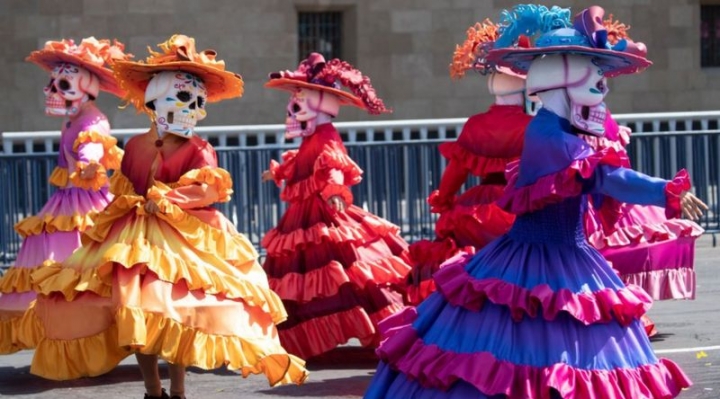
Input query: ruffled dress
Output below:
<box><xmin>364</xmin><ymin>109</ymin><xmax>691</xmax><ymax>399</ymax></box>
<box><xmin>406</xmin><ymin>105</ymin><xmax>532</xmax><ymax>304</ymax></box>
<box><xmin>27</xmin><ymin>130</ymin><xmax>308</xmax><ymax>385</ymax></box>
<box><xmin>262</xmin><ymin>123</ymin><xmax>411</xmax><ymax>359</ymax></box>
<box><xmin>0</xmin><ymin>104</ymin><xmax>121</xmax><ymax>354</ymax></box>
<box><xmin>583</xmin><ymin>116</ymin><xmax>703</xmax><ymax>301</ymax></box>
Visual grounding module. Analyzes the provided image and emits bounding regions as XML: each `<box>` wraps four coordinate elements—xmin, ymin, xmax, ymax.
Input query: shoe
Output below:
<box><xmin>144</xmin><ymin>389</ymin><xmax>170</xmax><ymax>399</ymax></box>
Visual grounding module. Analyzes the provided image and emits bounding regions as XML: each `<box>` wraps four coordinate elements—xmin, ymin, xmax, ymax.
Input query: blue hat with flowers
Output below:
<box><xmin>486</xmin><ymin>4</ymin><xmax>651</xmax><ymax>78</ymax></box>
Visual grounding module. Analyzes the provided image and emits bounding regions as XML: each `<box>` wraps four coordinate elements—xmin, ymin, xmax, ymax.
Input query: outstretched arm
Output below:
<box><xmin>583</xmin><ymin>165</ymin><xmax>707</xmax><ymax>220</ymax></box>
<box><xmin>428</xmin><ymin>160</ymin><xmax>469</xmax><ymax>213</ymax></box>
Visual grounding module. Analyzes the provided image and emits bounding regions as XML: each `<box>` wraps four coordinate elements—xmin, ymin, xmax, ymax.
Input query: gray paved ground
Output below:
<box><xmin>0</xmin><ymin>236</ymin><xmax>718</xmax><ymax>398</ymax></box>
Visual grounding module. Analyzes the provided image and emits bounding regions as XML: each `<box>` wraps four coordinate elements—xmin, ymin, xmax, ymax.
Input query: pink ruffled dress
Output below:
<box><xmin>0</xmin><ymin>103</ymin><xmax>120</xmax><ymax>354</ymax></box>
<box><xmin>583</xmin><ymin>115</ymin><xmax>703</xmax><ymax>300</ymax></box>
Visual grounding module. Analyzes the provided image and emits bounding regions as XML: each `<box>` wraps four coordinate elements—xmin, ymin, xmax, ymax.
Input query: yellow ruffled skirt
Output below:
<box><xmin>29</xmin><ymin>192</ymin><xmax>308</xmax><ymax>385</ymax></box>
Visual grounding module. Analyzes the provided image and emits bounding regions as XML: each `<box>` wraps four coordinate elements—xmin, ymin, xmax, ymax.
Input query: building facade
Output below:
<box><xmin>1</xmin><ymin>0</ymin><xmax>719</xmax><ymax>133</ymax></box>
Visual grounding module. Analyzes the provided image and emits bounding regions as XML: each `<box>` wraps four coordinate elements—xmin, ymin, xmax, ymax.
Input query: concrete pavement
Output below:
<box><xmin>1</xmin><ymin>235</ymin><xmax>718</xmax><ymax>398</ymax></box>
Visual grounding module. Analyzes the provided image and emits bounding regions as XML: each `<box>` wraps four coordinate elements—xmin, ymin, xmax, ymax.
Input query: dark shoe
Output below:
<box><xmin>144</xmin><ymin>389</ymin><xmax>170</xmax><ymax>399</ymax></box>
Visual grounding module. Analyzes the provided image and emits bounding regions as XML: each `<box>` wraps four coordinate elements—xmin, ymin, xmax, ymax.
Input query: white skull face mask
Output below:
<box><xmin>527</xmin><ymin>54</ymin><xmax>609</xmax><ymax>136</ymax></box>
<box><xmin>567</xmin><ymin>70</ymin><xmax>608</xmax><ymax>137</ymax></box>
<box><xmin>285</xmin><ymin>88</ymin><xmax>340</xmax><ymax>139</ymax></box>
<box><xmin>145</xmin><ymin>71</ymin><xmax>208</xmax><ymax>137</ymax></box>
<box><xmin>43</xmin><ymin>63</ymin><xmax>99</xmax><ymax>117</ymax></box>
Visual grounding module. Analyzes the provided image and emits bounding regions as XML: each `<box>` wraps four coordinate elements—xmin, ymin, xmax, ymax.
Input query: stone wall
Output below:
<box><xmin>1</xmin><ymin>0</ymin><xmax>716</xmax><ymax>132</ymax></box>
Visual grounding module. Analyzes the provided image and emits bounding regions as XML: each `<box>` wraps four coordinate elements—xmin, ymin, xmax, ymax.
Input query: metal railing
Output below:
<box><xmin>4</xmin><ymin>111</ymin><xmax>720</xmax><ymax>154</ymax></box>
<box><xmin>2</xmin><ymin>112</ymin><xmax>719</xmax><ymax>266</ymax></box>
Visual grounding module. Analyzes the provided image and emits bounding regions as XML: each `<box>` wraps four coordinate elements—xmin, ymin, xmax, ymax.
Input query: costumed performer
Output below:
<box><xmin>406</xmin><ymin>19</ymin><xmax>534</xmax><ymax>305</ymax></box>
<box><xmin>28</xmin><ymin>35</ymin><xmax>308</xmax><ymax>399</ymax></box>
<box><xmin>261</xmin><ymin>53</ymin><xmax>412</xmax><ymax>359</ymax></box>
<box><xmin>0</xmin><ymin>37</ymin><xmax>128</xmax><ymax>354</ymax></box>
<box><xmin>364</xmin><ymin>5</ymin><xmax>706</xmax><ymax>398</ymax></box>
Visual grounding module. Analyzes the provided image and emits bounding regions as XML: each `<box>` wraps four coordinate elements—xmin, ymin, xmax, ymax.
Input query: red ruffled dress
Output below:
<box><xmin>406</xmin><ymin>105</ymin><xmax>532</xmax><ymax>304</ymax></box>
<box><xmin>262</xmin><ymin>123</ymin><xmax>411</xmax><ymax>359</ymax></box>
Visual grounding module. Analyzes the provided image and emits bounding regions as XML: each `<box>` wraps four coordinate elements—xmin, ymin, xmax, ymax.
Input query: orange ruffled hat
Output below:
<box><xmin>449</xmin><ymin>19</ymin><xmax>530</xmax><ymax>80</ymax></box>
<box><xmin>265</xmin><ymin>52</ymin><xmax>390</xmax><ymax>115</ymax></box>
<box><xmin>26</xmin><ymin>37</ymin><xmax>132</xmax><ymax>98</ymax></box>
<box><xmin>112</xmin><ymin>34</ymin><xmax>243</xmax><ymax>113</ymax></box>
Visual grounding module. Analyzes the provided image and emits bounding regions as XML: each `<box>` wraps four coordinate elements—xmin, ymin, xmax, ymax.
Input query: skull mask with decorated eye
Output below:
<box><xmin>144</xmin><ymin>71</ymin><xmax>208</xmax><ymax>137</ymax></box>
<box><xmin>43</xmin><ymin>63</ymin><xmax>99</xmax><ymax>117</ymax></box>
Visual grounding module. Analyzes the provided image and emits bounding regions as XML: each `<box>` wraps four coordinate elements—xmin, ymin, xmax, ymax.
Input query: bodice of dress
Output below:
<box><xmin>444</xmin><ymin>104</ymin><xmax>531</xmax><ymax>178</ymax></box>
<box><xmin>508</xmin><ymin>196</ymin><xmax>587</xmax><ymax>245</ymax></box>
<box><xmin>121</xmin><ymin>132</ymin><xmax>217</xmax><ymax>196</ymax></box>
<box><xmin>287</xmin><ymin>123</ymin><xmax>346</xmax><ymax>185</ymax></box>
<box><xmin>57</xmin><ymin>104</ymin><xmax>110</xmax><ymax>168</ymax></box>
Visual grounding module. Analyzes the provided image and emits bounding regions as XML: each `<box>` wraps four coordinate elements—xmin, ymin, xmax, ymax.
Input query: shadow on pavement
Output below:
<box><xmin>0</xmin><ymin>364</ymin><xmax>157</xmax><ymax>395</ymax></box>
<box><xmin>305</xmin><ymin>346</ymin><xmax>379</xmax><ymax>370</ymax></box>
<box><xmin>257</xmin><ymin>375</ymin><xmax>374</xmax><ymax>397</ymax></box>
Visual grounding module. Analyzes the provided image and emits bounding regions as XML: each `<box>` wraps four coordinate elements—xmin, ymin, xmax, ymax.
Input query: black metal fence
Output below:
<box><xmin>2</xmin><ymin>131</ymin><xmax>719</xmax><ymax>266</ymax></box>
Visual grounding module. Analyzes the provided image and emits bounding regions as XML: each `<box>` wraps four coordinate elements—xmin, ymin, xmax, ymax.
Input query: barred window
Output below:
<box><xmin>701</xmin><ymin>5</ymin><xmax>720</xmax><ymax>67</ymax></box>
<box><xmin>298</xmin><ymin>11</ymin><xmax>343</xmax><ymax>62</ymax></box>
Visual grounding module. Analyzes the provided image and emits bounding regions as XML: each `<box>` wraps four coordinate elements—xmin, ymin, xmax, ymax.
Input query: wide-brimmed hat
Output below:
<box><xmin>265</xmin><ymin>53</ymin><xmax>390</xmax><ymax>115</ymax></box>
<box><xmin>26</xmin><ymin>37</ymin><xmax>132</xmax><ymax>98</ymax></box>
<box><xmin>113</xmin><ymin>34</ymin><xmax>243</xmax><ymax>113</ymax></box>
<box><xmin>486</xmin><ymin>5</ymin><xmax>651</xmax><ymax>78</ymax></box>
<box><xmin>449</xmin><ymin>19</ymin><xmax>531</xmax><ymax>79</ymax></box>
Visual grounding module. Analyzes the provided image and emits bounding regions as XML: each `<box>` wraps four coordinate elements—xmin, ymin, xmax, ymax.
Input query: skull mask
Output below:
<box><xmin>567</xmin><ymin>70</ymin><xmax>608</xmax><ymax>137</ymax></box>
<box><xmin>285</xmin><ymin>88</ymin><xmax>340</xmax><ymax>139</ymax></box>
<box><xmin>43</xmin><ymin>63</ymin><xmax>99</xmax><ymax>117</ymax></box>
<box><xmin>527</xmin><ymin>52</ymin><xmax>609</xmax><ymax>136</ymax></box>
<box><xmin>145</xmin><ymin>71</ymin><xmax>207</xmax><ymax>137</ymax></box>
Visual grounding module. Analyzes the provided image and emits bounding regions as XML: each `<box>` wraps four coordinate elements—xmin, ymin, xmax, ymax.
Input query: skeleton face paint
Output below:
<box><xmin>43</xmin><ymin>63</ymin><xmax>98</xmax><ymax>117</ymax></box>
<box><xmin>145</xmin><ymin>71</ymin><xmax>207</xmax><ymax>137</ymax></box>
<box><xmin>284</xmin><ymin>88</ymin><xmax>339</xmax><ymax>139</ymax></box>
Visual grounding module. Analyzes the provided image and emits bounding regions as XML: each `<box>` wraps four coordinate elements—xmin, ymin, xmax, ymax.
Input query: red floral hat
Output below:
<box><xmin>265</xmin><ymin>53</ymin><xmax>390</xmax><ymax>115</ymax></box>
<box><xmin>26</xmin><ymin>37</ymin><xmax>132</xmax><ymax>98</ymax></box>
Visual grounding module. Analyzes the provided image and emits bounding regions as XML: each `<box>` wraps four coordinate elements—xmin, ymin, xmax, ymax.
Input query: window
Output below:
<box><xmin>701</xmin><ymin>5</ymin><xmax>720</xmax><ymax>67</ymax></box>
<box><xmin>298</xmin><ymin>11</ymin><xmax>343</xmax><ymax>62</ymax></box>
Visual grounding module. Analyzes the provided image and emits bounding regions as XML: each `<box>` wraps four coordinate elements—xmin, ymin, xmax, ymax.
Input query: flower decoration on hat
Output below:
<box><xmin>449</xmin><ymin>20</ymin><xmax>500</xmax><ymax>79</ymax></box>
<box><xmin>266</xmin><ymin>52</ymin><xmax>390</xmax><ymax>115</ymax></box>
<box><xmin>112</xmin><ymin>34</ymin><xmax>243</xmax><ymax>114</ymax></box>
<box><xmin>26</xmin><ymin>37</ymin><xmax>133</xmax><ymax>97</ymax></box>
<box><xmin>487</xmin><ymin>4</ymin><xmax>651</xmax><ymax>78</ymax></box>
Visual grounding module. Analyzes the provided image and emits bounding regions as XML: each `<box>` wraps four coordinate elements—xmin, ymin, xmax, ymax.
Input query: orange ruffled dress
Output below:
<box><xmin>262</xmin><ymin>123</ymin><xmax>411</xmax><ymax>359</ymax></box>
<box><xmin>406</xmin><ymin>105</ymin><xmax>532</xmax><ymax>304</ymax></box>
<box><xmin>0</xmin><ymin>104</ymin><xmax>121</xmax><ymax>354</ymax></box>
<box><xmin>28</xmin><ymin>130</ymin><xmax>308</xmax><ymax>385</ymax></box>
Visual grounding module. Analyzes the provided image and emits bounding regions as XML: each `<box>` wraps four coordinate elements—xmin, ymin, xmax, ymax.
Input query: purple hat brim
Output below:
<box><xmin>486</xmin><ymin>46</ymin><xmax>652</xmax><ymax>78</ymax></box>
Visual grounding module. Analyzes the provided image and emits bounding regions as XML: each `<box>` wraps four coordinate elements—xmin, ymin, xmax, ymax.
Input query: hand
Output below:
<box><xmin>327</xmin><ymin>195</ymin><xmax>346</xmax><ymax>212</ymax></box>
<box><xmin>144</xmin><ymin>199</ymin><xmax>161</xmax><ymax>215</ymax></box>
<box><xmin>261</xmin><ymin>170</ymin><xmax>274</xmax><ymax>182</ymax></box>
<box><xmin>80</xmin><ymin>162</ymin><xmax>100</xmax><ymax>180</ymax></box>
<box><xmin>680</xmin><ymin>191</ymin><xmax>708</xmax><ymax>221</ymax></box>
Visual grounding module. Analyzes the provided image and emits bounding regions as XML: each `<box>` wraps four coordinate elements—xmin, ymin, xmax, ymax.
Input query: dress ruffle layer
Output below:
<box><xmin>262</xmin><ymin>211</ymin><xmax>400</xmax><ymax>257</ymax></box>
<box><xmin>439</xmin><ymin>142</ymin><xmax>517</xmax><ymax>177</ymax></box>
<box><xmin>269</xmin><ymin>255</ymin><xmax>410</xmax><ymax>302</ymax></box>
<box><xmin>435</xmin><ymin>258</ymin><xmax>651</xmax><ymax>326</ymax></box>
<box><xmin>376</xmin><ymin>316</ymin><xmax>690</xmax><ymax>399</ymax></box>
<box><xmin>272</xmin><ymin>146</ymin><xmax>363</xmax><ymax>203</ymax></box>
<box><xmin>498</xmin><ymin>148</ymin><xmax>627</xmax><ymax>216</ymax></box>
<box><xmin>588</xmin><ymin>211</ymin><xmax>704</xmax><ymax>249</ymax></box>
<box><xmin>405</xmin><ymin>238</ymin><xmax>472</xmax><ymax>306</ymax></box>
<box><xmin>31</xmin><ymin>305</ymin><xmax>308</xmax><ymax>385</ymax></box>
<box><xmin>621</xmin><ymin>267</ymin><xmax>695</xmax><ymax>301</ymax></box>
